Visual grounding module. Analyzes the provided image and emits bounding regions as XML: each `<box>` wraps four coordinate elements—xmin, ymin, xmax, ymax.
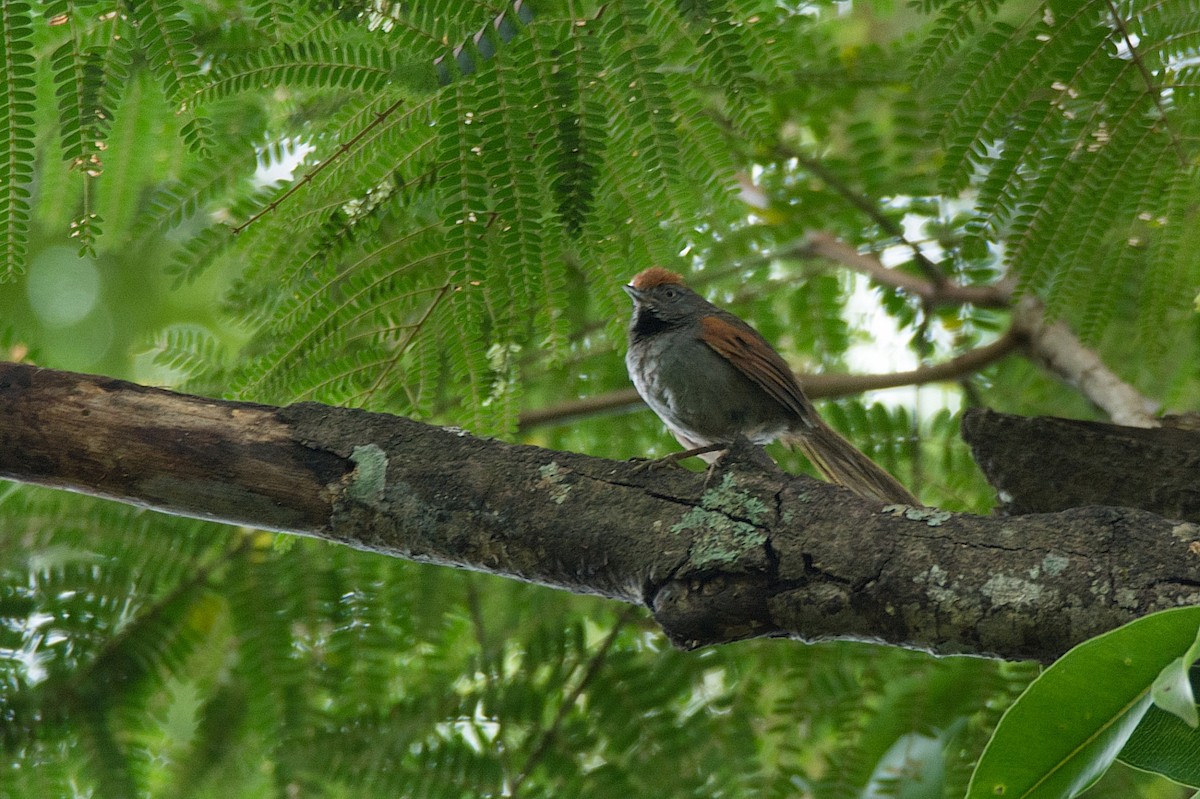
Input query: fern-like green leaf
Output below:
<box><xmin>128</xmin><ymin>0</ymin><xmax>199</xmax><ymax>103</ymax></box>
<box><xmin>543</xmin><ymin>26</ymin><xmax>606</xmax><ymax>237</ymax></box>
<box><xmin>0</xmin><ymin>1</ymin><xmax>36</xmax><ymax>279</ymax></box>
<box><xmin>190</xmin><ymin>40</ymin><xmax>398</xmax><ymax>108</ymax></box>
<box><xmin>597</xmin><ymin>1</ymin><xmax>690</xmax><ymax>222</ymax></box>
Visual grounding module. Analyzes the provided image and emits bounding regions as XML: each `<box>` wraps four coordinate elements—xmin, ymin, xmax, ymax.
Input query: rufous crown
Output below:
<box><xmin>630</xmin><ymin>267</ymin><xmax>685</xmax><ymax>290</ymax></box>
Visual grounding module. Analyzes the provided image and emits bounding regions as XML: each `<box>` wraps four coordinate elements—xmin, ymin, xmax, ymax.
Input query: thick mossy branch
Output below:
<box><xmin>2</xmin><ymin>362</ymin><xmax>1199</xmax><ymax>663</ymax></box>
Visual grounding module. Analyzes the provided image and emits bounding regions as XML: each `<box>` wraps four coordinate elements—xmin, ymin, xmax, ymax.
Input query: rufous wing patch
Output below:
<box><xmin>698</xmin><ymin>314</ymin><xmax>814</xmax><ymax>424</ymax></box>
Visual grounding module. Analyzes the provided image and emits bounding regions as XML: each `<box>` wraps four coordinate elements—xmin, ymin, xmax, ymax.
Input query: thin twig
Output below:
<box><xmin>508</xmin><ymin>607</ymin><xmax>639</xmax><ymax>797</ymax></box>
<box><xmin>1105</xmin><ymin>0</ymin><xmax>1188</xmax><ymax>168</ymax></box>
<box><xmin>232</xmin><ymin>97</ymin><xmax>407</xmax><ymax>235</ymax></box>
<box><xmin>518</xmin><ymin>332</ymin><xmax>1021</xmax><ymax>431</ymax></box>
<box><xmin>789</xmin><ymin>232</ymin><xmax>1012</xmax><ymax>308</ymax></box>
<box><xmin>775</xmin><ymin>144</ymin><xmax>946</xmax><ymax>285</ymax></box>
<box><xmin>356</xmin><ymin>283</ymin><xmax>450</xmax><ymax>404</ymax></box>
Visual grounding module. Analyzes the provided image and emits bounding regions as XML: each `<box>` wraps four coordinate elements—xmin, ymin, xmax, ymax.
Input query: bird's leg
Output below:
<box><xmin>699</xmin><ymin>435</ymin><xmax>778</xmax><ymax>487</ymax></box>
<box><xmin>669</xmin><ymin>442</ymin><xmax>727</xmax><ymax>463</ymax></box>
<box><xmin>628</xmin><ymin>442</ymin><xmax>726</xmax><ymax>474</ymax></box>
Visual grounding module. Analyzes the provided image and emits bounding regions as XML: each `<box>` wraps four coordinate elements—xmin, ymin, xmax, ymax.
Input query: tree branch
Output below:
<box><xmin>793</xmin><ymin>232</ymin><xmax>1012</xmax><ymax>308</ymax></box>
<box><xmin>788</xmin><ymin>232</ymin><xmax>1159</xmax><ymax>427</ymax></box>
<box><xmin>963</xmin><ymin>408</ymin><xmax>1200</xmax><ymax>518</ymax></box>
<box><xmin>1010</xmin><ymin>297</ymin><xmax>1159</xmax><ymax>427</ymax></box>
<box><xmin>3</xmin><ymin>363</ymin><xmax>1199</xmax><ymax>663</ymax></box>
<box><xmin>518</xmin><ymin>331</ymin><xmax>1021</xmax><ymax>430</ymax></box>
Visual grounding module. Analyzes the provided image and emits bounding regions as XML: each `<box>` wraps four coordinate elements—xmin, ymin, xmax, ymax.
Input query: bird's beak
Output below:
<box><xmin>622</xmin><ymin>283</ymin><xmax>644</xmax><ymax>302</ymax></box>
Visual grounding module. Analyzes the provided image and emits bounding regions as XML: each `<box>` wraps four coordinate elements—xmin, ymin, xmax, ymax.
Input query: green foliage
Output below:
<box><xmin>0</xmin><ymin>500</ymin><xmax>1045</xmax><ymax>798</ymax></box>
<box><xmin>0</xmin><ymin>1</ymin><xmax>36</xmax><ymax>279</ymax></box>
<box><xmin>919</xmin><ymin>0</ymin><xmax>1200</xmax><ymax>350</ymax></box>
<box><xmin>3</xmin><ymin>0</ymin><xmax>1200</xmax><ymax>797</ymax></box>
<box><xmin>129</xmin><ymin>0</ymin><xmax>200</xmax><ymax>103</ymax></box>
<box><xmin>969</xmin><ymin>608</ymin><xmax>1200</xmax><ymax>795</ymax></box>
<box><xmin>192</xmin><ymin>38</ymin><xmax>403</xmax><ymax>107</ymax></box>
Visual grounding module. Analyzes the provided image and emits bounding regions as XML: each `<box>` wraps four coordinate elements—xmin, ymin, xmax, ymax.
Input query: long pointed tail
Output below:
<box><xmin>783</xmin><ymin>421</ymin><xmax>917</xmax><ymax>505</ymax></box>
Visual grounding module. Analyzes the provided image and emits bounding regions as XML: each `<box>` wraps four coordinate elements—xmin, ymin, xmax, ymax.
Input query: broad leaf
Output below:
<box><xmin>967</xmin><ymin>607</ymin><xmax>1200</xmax><ymax>798</ymax></box>
<box><xmin>1150</xmin><ymin>627</ymin><xmax>1200</xmax><ymax>728</ymax></box>
<box><xmin>1119</xmin><ymin>704</ymin><xmax>1200</xmax><ymax>788</ymax></box>
<box><xmin>1119</xmin><ymin>661</ymin><xmax>1200</xmax><ymax>787</ymax></box>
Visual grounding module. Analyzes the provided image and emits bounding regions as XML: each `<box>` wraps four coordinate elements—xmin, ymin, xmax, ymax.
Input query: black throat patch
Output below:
<box><xmin>630</xmin><ymin>307</ymin><xmax>675</xmax><ymax>340</ymax></box>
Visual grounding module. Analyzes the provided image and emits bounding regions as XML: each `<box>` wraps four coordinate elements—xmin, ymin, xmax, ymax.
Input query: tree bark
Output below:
<box><xmin>2</xmin><ymin>362</ymin><xmax>1199</xmax><ymax>663</ymax></box>
<box><xmin>962</xmin><ymin>408</ymin><xmax>1200</xmax><ymax>521</ymax></box>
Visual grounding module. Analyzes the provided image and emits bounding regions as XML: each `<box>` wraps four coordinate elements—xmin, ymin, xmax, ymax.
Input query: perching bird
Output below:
<box><xmin>623</xmin><ymin>267</ymin><xmax>917</xmax><ymax>505</ymax></box>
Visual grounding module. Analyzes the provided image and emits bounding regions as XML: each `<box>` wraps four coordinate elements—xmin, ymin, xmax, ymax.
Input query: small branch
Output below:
<box><xmin>1012</xmin><ymin>297</ymin><xmax>1158</xmax><ymax>427</ymax></box>
<box><xmin>356</xmin><ymin>283</ymin><xmax>450</xmax><ymax>404</ymax></box>
<box><xmin>794</xmin><ymin>232</ymin><xmax>1012</xmax><ymax>308</ymax></box>
<box><xmin>232</xmin><ymin>97</ymin><xmax>407</xmax><ymax>235</ymax></box>
<box><xmin>786</xmin><ymin>233</ymin><xmax>1159</xmax><ymax>426</ymax></box>
<box><xmin>518</xmin><ymin>387</ymin><xmax>643</xmax><ymax>429</ymax></box>
<box><xmin>750</xmin><ymin>140</ymin><xmax>1160</xmax><ymax>430</ymax></box>
<box><xmin>775</xmin><ymin>146</ymin><xmax>945</xmax><ymax>284</ymax></box>
<box><xmin>508</xmin><ymin>608</ymin><xmax>636</xmax><ymax>797</ymax></box>
<box><xmin>813</xmin><ymin>329</ymin><xmax>1022</xmax><ymax>392</ymax></box>
<box><xmin>518</xmin><ymin>332</ymin><xmax>1020</xmax><ymax>430</ymax></box>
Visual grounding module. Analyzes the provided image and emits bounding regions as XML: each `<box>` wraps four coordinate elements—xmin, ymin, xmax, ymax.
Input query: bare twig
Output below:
<box><xmin>517</xmin><ymin>332</ymin><xmax>1021</xmax><ymax>430</ymax></box>
<box><xmin>232</xmin><ymin>97</ymin><xmax>407</xmax><ymax>235</ymax></box>
<box><xmin>518</xmin><ymin>387</ymin><xmax>643</xmax><ymax>429</ymax></box>
<box><xmin>779</xmin><ymin>234</ymin><xmax>1159</xmax><ymax>426</ymax></box>
<box><xmin>775</xmin><ymin>145</ymin><xmax>946</xmax><ymax>284</ymax></box>
<box><xmin>794</xmin><ymin>232</ymin><xmax>1012</xmax><ymax>308</ymax></box>
<box><xmin>1012</xmin><ymin>297</ymin><xmax>1159</xmax><ymax>427</ymax></box>
<box><xmin>508</xmin><ymin>607</ymin><xmax>638</xmax><ymax>797</ymax></box>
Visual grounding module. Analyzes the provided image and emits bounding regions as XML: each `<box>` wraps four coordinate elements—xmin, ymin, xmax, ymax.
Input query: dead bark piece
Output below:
<box><xmin>962</xmin><ymin>408</ymin><xmax>1200</xmax><ymax>520</ymax></box>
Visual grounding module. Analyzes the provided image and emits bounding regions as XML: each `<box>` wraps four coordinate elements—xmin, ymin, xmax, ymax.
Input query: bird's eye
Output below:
<box><xmin>662</xmin><ymin>287</ymin><xmax>678</xmax><ymax>299</ymax></box>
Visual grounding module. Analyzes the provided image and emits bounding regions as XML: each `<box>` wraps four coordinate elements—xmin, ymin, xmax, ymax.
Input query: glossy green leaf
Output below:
<box><xmin>1150</xmin><ymin>626</ymin><xmax>1200</xmax><ymax>728</ymax></box>
<box><xmin>1119</xmin><ymin>703</ymin><xmax>1200</xmax><ymax>788</ymax></box>
<box><xmin>968</xmin><ymin>607</ymin><xmax>1200</xmax><ymax>799</ymax></box>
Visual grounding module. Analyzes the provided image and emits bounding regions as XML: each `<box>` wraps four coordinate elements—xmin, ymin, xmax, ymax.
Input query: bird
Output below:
<box><xmin>623</xmin><ymin>266</ymin><xmax>918</xmax><ymax>505</ymax></box>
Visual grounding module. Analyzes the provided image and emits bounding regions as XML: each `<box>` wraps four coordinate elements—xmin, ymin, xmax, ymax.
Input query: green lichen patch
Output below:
<box><xmin>885</xmin><ymin>505</ymin><xmax>952</xmax><ymax>526</ymax></box>
<box><xmin>671</xmin><ymin>474</ymin><xmax>768</xmax><ymax>568</ymax></box>
<box><xmin>699</xmin><ymin>474</ymin><xmax>768</xmax><ymax>523</ymax></box>
<box><xmin>348</xmin><ymin>444</ymin><xmax>388</xmax><ymax>501</ymax></box>
<box><xmin>536</xmin><ymin>461</ymin><xmax>571</xmax><ymax>505</ymax></box>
